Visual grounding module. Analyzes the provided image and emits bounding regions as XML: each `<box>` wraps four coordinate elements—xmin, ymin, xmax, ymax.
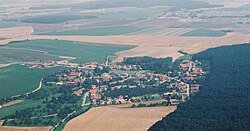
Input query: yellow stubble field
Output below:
<box><xmin>64</xmin><ymin>106</ymin><xmax>176</xmax><ymax>131</ymax></box>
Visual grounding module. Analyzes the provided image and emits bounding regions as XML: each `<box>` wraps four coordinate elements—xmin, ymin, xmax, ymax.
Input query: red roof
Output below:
<box><xmin>74</xmin><ymin>88</ymin><xmax>84</xmax><ymax>96</ymax></box>
<box><xmin>182</xmin><ymin>60</ymin><xmax>190</xmax><ymax>63</ymax></box>
<box><xmin>192</xmin><ymin>68</ymin><xmax>202</xmax><ymax>73</ymax></box>
<box><xmin>91</xmin><ymin>85</ymin><xmax>97</xmax><ymax>89</ymax></box>
<box><xmin>70</xmin><ymin>72</ymin><xmax>82</xmax><ymax>77</ymax></box>
<box><xmin>180</xmin><ymin>63</ymin><xmax>189</xmax><ymax>68</ymax></box>
<box><xmin>25</xmin><ymin>61</ymin><xmax>41</xmax><ymax>65</ymax></box>
<box><xmin>90</xmin><ymin>89</ymin><xmax>97</xmax><ymax>94</ymax></box>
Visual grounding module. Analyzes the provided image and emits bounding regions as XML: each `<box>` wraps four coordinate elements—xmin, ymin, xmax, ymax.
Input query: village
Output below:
<box><xmin>32</xmin><ymin>56</ymin><xmax>206</xmax><ymax>108</ymax></box>
<box><xmin>157</xmin><ymin>9</ymin><xmax>200</xmax><ymax>21</ymax></box>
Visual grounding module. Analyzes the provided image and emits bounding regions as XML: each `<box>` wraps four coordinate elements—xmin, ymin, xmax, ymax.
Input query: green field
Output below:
<box><xmin>30</xmin><ymin>0</ymin><xmax>221</xmax><ymax>11</ymax></box>
<box><xmin>6</xmin><ymin>39</ymin><xmax>136</xmax><ymax>63</ymax></box>
<box><xmin>0</xmin><ymin>65</ymin><xmax>65</xmax><ymax>99</ymax></box>
<box><xmin>21</xmin><ymin>15</ymin><xmax>98</xmax><ymax>24</ymax></box>
<box><xmin>0</xmin><ymin>21</ymin><xmax>21</xmax><ymax>28</ymax></box>
<box><xmin>0</xmin><ymin>48</ymin><xmax>61</xmax><ymax>64</ymax></box>
<box><xmin>38</xmin><ymin>26</ymin><xmax>149</xmax><ymax>36</ymax></box>
<box><xmin>181</xmin><ymin>29</ymin><xmax>226</xmax><ymax>37</ymax></box>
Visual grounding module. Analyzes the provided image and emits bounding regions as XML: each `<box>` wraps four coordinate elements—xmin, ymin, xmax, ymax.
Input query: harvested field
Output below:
<box><xmin>0</xmin><ymin>126</ymin><xmax>51</xmax><ymax>131</ymax></box>
<box><xmin>223</xmin><ymin>1</ymin><xmax>250</xmax><ymax>8</ymax></box>
<box><xmin>2</xmin><ymin>100</ymin><xmax>24</xmax><ymax>108</ymax></box>
<box><xmin>0</xmin><ymin>26</ymin><xmax>33</xmax><ymax>39</ymax></box>
<box><xmin>0</xmin><ymin>26</ymin><xmax>34</xmax><ymax>45</ymax></box>
<box><xmin>9</xmin><ymin>32</ymin><xmax>250</xmax><ymax>62</ymax></box>
<box><xmin>64</xmin><ymin>106</ymin><xmax>176</xmax><ymax>131</ymax></box>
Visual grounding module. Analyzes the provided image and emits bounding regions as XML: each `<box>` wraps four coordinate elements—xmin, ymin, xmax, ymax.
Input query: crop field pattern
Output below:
<box><xmin>181</xmin><ymin>29</ymin><xmax>226</xmax><ymax>37</ymax></box>
<box><xmin>38</xmin><ymin>26</ymin><xmax>150</xmax><ymax>36</ymax></box>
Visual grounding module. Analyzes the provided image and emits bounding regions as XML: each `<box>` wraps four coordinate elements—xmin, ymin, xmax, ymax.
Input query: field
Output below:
<box><xmin>141</xmin><ymin>28</ymin><xmax>196</xmax><ymax>36</ymax></box>
<box><xmin>21</xmin><ymin>15</ymin><xmax>98</xmax><ymax>24</ymax></box>
<box><xmin>0</xmin><ymin>126</ymin><xmax>51</xmax><ymax>131</ymax></box>
<box><xmin>14</xmin><ymin>32</ymin><xmax>250</xmax><ymax>62</ymax></box>
<box><xmin>0</xmin><ymin>26</ymin><xmax>33</xmax><ymax>39</ymax></box>
<box><xmin>0</xmin><ymin>47</ymin><xmax>61</xmax><ymax>64</ymax></box>
<box><xmin>64</xmin><ymin>106</ymin><xmax>176</xmax><ymax>131</ymax></box>
<box><xmin>0</xmin><ymin>64</ymin><xmax>65</xmax><ymax>99</ymax></box>
<box><xmin>38</xmin><ymin>26</ymin><xmax>150</xmax><ymax>36</ymax></box>
<box><xmin>29</xmin><ymin>0</ymin><xmax>220</xmax><ymax>10</ymax></box>
<box><xmin>5</xmin><ymin>39</ymin><xmax>136</xmax><ymax>63</ymax></box>
<box><xmin>0</xmin><ymin>21</ymin><xmax>21</xmax><ymax>28</ymax></box>
<box><xmin>181</xmin><ymin>29</ymin><xmax>226</xmax><ymax>37</ymax></box>
<box><xmin>0</xmin><ymin>26</ymin><xmax>34</xmax><ymax>45</ymax></box>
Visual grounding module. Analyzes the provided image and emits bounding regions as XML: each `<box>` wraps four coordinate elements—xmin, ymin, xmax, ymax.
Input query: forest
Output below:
<box><xmin>149</xmin><ymin>44</ymin><xmax>250</xmax><ymax>131</ymax></box>
<box><xmin>123</xmin><ymin>56</ymin><xmax>173</xmax><ymax>73</ymax></box>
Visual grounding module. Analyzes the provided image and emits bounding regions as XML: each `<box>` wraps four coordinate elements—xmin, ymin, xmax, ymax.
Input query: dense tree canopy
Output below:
<box><xmin>149</xmin><ymin>44</ymin><xmax>250</xmax><ymax>131</ymax></box>
<box><xmin>123</xmin><ymin>56</ymin><xmax>173</xmax><ymax>73</ymax></box>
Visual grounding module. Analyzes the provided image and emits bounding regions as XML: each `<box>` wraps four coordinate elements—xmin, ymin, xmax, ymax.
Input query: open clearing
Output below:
<box><xmin>0</xmin><ymin>126</ymin><xmax>51</xmax><ymax>131</ymax></box>
<box><xmin>64</xmin><ymin>106</ymin><xmax>176</xmax><ymax>131</ymax></box>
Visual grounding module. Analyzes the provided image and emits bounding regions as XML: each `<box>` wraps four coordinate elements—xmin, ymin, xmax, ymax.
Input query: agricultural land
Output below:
<box><xmin>1</xmin><ymin>0</ymin><xmax>250</xmax><ymax>130</ymax></box>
